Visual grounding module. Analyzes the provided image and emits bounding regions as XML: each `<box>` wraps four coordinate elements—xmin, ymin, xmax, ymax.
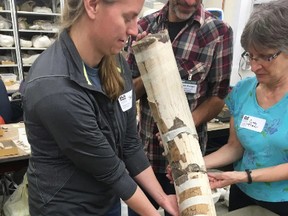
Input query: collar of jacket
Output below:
<box><xmin>58</xmin><ymin>29</ymin><xmax>120</xmax><ymax>96</ymax></box>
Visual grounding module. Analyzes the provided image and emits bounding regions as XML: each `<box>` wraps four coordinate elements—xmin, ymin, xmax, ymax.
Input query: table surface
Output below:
<box><xmin>208</xmin><ymin>121</ymin><xmax>230</xmax><ymax>131</ymax></box>
<box><xmin>0</xmin><ymin>123</ymin><xmax>29</xmax><ymax>164</ymax></box>
<box><xmin>0</xmin><ymin>121</ymin><xmax>229</xmax><ymax>164</ymax></box>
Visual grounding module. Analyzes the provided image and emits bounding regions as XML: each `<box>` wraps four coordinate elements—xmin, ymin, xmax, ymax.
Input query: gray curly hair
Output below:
<box><xmin>241</xmin><ymin>0</ymin><xmax>288</xmax><ymax>54</ymax></box>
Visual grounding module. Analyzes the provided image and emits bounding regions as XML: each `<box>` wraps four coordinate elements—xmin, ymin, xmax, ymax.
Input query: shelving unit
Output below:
<box><xmin>0</xmin><ymin>0</ymin><xmax>63</xmax><ymax>82</ymax></box>
<box><xmin>141</xmin><ymin>0</ymin><xmax>166</xmax><ymax>17</ymax></box>
<box><xmin>0</xmin><ymin>0</ymin><xmax>22</xmax><ymax>80</ymax></box>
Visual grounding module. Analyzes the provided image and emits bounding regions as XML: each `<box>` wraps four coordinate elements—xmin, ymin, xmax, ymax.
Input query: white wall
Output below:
<box><xmin>203</xmin><ymin>0</ymin><xmax>255</xmax><ymax>86</ymax></box>
<box><xmin>202</xmin><ymin>0</ymin><xmax>222</xmax><ymax>8</ymax></box>
<box><xmin>203</xmin><ymin>0</ymin><xmax>225</xmax><ymax>20</ymax></box>
<box><xmin>223</xmin><ymin>0</ymin><xmax>255</xmax><ymax>86</ymax></box>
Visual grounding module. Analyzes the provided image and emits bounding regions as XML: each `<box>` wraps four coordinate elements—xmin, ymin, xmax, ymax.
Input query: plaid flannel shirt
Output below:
<box><xmin>127</xmin><ymin>3</ymin><xmax>233</xmax><ymax>173</ymax></box>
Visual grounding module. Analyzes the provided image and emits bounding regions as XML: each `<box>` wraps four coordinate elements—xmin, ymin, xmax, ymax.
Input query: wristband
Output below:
<box><xmin>245</xmin><ymin>169</ymin><xmax>252</xmax><ymax>184</ymax></box>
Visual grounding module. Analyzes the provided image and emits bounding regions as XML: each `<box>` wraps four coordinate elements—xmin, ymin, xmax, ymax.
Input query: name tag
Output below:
<box><xmin>182</xmin><ymin>80</ymin><xmax>197</xmax><ymax>94</ymax></box>
<box><xmin>118</xmin><ymin>90</ymin><xmax>132</xmax><ymax>112</ymax></box>
<box><xmin>240</xmin><ymin>115</ymin><xmax>266</xmax><ymax>132</ymax></box>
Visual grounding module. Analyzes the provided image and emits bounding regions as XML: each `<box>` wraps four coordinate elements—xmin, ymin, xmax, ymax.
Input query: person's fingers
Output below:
<box><xmin>136</xmin><ymin>31</ymin><xmax>148</xmax><ymax>41</ymax></box>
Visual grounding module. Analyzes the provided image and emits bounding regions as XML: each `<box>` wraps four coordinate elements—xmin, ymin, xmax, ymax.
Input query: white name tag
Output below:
<box><xmin>240</xmin><ymin>115</ymin><xmax>266</xmax><ymax>132</ymax></box>
<box><xmin>182</xmin><ymin>80</ymin><xmax>197</xmax><ymax>94</ymax></box>
<box><xmin>118</xmin><ymin>90</ymin><xmax>132</xmax><ymax>112</ymax></box>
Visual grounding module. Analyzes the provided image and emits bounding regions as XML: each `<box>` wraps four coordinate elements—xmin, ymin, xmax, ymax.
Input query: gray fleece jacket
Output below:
<box><xmin>23</xmin><ymin>29</ymin><xmax>150</xmax><ymax>215</ymax></box>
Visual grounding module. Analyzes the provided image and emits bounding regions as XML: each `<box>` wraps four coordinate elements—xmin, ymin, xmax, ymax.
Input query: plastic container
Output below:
<box><xmin>0</xmin><ymin>73</ymin><xmax>17</xmax><ymax>85</ymax></box>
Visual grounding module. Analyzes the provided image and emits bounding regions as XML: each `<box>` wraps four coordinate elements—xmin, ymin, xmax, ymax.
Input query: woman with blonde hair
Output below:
<box><xmin>23</xmin><ymin>0</ymin><xmax>179</xmax><ymax>215</ymax></box>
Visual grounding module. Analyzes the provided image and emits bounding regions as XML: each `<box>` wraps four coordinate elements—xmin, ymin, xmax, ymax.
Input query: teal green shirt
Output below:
<box><xmin>84</xmin><ymin>63</ymin><xmax>103</xmax><ymax>92</ymax></box>
<box><xmin>225</xmin><ymin>77</ymin><xmax>288</xmax><ymax>202</ymax></box>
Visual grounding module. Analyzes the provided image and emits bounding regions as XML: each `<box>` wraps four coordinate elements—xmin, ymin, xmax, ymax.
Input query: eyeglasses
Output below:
<box><xmin>242</xmin><ymin>50</ymin><xmax>281</xmax><ymax>64</ymax></box>
<box><xmin>240</xmin><ymin>50</ymin><xmax>282</xmax><ymax>71</ymax></box>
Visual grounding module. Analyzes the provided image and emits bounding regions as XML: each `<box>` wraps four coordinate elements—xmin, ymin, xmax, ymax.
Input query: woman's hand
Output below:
<box><xmin>159</xmin><ymin>194</ymin><xmax>179</xmax><ymax>216</ymax></box>
<box><xmin>208</xmin><ymin>171</ymin><xmax>247</xmax><ymax>189</ymax></box>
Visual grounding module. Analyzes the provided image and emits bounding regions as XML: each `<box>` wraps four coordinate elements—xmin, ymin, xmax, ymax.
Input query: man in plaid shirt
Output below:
<box><xmin>127</xmin><ymin>0</ymin><xmax>233</xmax><ymax>215</ymax></box>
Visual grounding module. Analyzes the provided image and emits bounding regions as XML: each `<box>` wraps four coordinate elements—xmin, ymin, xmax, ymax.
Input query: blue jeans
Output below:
<box><xmin>106</xmin><ymin>200</ymin><xmax>121</xmax><ymax>216</ymax></box>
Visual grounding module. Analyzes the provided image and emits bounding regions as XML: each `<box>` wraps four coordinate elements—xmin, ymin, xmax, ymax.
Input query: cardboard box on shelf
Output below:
<box><xmin>0</xmin><ymin>127</ymin><xmax>3</xmax><ymax>137</ymax></box>
<box><xmin>0</xmin><ymin>140</ymin><xmax>19</xmax><ymax>157</ymax></box>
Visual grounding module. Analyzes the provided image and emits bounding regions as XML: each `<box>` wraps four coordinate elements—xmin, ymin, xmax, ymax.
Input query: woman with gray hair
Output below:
<box><xmin>23</xmin><ymin>0</ymin><xmax>179</xmax><ymax>215</ymax></box>
<box><xmin>204</xmin><ymin>0</ymin><xmax>288</xmax><ymax>215</ymax></box>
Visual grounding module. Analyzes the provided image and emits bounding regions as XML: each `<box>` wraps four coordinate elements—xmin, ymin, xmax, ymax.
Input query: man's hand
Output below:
<box><xmin>132</xmin><ymin>31</ymin><xmax>148</xmax><ymax>45</ymax></box>
<box><xmin>165</xmin><ymin>165</ymin><xmax>174</xmax><ymax>184</ymax></box>
<box><xmin>156</xmin><ymin>132</ymin><xmax>164</xmax><ymax>147</ymax></box>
